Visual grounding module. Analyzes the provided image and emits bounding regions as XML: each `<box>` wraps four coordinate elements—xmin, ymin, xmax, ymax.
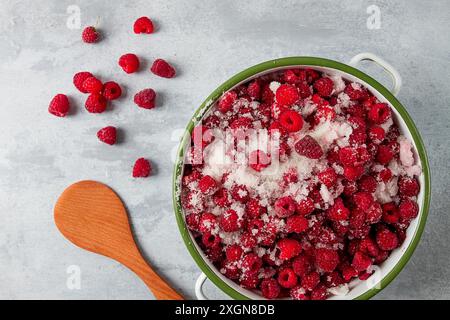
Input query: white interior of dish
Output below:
<box><xmin>181</xmin><ymin>66</ymin><xmax>425</xmax><ymax>300</ymax></box>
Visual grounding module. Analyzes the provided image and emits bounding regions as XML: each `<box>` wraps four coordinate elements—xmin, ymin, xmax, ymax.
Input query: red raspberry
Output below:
<box><xmin>102</xmin><ymin>81</ymin><xmax>122</xmax><ymax>100</ymax></box>
<box><xmin>368</xmin><ymin>126</ymin><xmax>386</xmax><ymax>144</ymax></box>
<box><xmin>199</xmin><ymin>212</ymin><xmax>218</xmax><ymax>233</ymax></box>
<box><xmin>318</xmin><ymin>168</ymin><xmax>338</xmax><ymax>188</ymax></box>
<box><xmin>285</xmin><ymin>215</ymin><xmax>309</xmax><ymax>233</ymax></box>
<box><xmin>202</xmin><ymin>232</ymin><xmax>221</xmax><ymax>248</ymax></box>
<box><xmin>298</xmin><ymin>82</ymin><xmax>312</xmax><ymax>98</ymax></box>
<box><xmin>398</xmin><ymin>176</ymin><xmax>420</xmax><ymax>197</ymax></box>
<box><xmin>327</xmin><ymin>198</ymin><xmax>350</xmax><ymax>221</ymax></box>
<box><xmin>133</xmin><ymin>17</ymin><xmax>154</xmax><ymax>34</ymax></box>
<box><xmin>73</xmin><ymin>72</ymin><xmax>93</xmax><ymax>93</ymax></box>
<box><xmin>269</xmin><ymin>121</ymin><xmax>288</xmax><ymax>138</ymax></box>
<box><xmin>284</xmin><ymin>69</ymin><xmax>300</xmax><ymax>84</ymax></box>
<box><xmin>349</xmin><ymin>128</ymin><xmax>367</xmax><ymax>146</ymax></box>
<box><xmin>348</xmin><ymin>116</ymin><xmax>366</xmax><ymax>131</ymax></box>
<box><xmin>261</xmin><ymin>278</ymin><xmax>281</xmax><ymax>299</ymax></box>
<box><xmin>221</xmin><ymin>260</ymin><xmax>240</xmax><ymax>280</ymax></box>
<box><xmin>151</xmin><ymin>59</ymin><xmax>176</xmax><ymax>78</ymax></box>
<box><xmin>82</xmin><ymin>76</ymin><xmax>103</xmax><ymax>94</ymax></box>
<box><xmin>301</xmin><ymin>272</ymin><xmax>320</xmax><ymax>291</ymax></box>
<box><xmin>85</xmin><ymin>93</ymin><xmax>107</xmax><ymax>113</ymax></box>
<box><xmin>283</xmin><ymin>170</ymin><xmax>298</xmax><ymax>185</ymax></box>
<box><xmin>230</xmin><ymin>185</ymin><xmax>250</xmax><ymax>203</ymax></box>
<box><xmin>198</xmin><ymin>175</ymin><xmax>218</xmax><ymax>194</ymax></box>
<box><xmin>213</xmin><ymin>188</ymin><xmax>230</xmax><ymax>207</ymax></box>
<box><xmin>368</xmin><ymin>103</ymin><xmax>391</xmax><ymax>124</ymax></box>
<box><xmin>344</xmin><ymin>83</ymin><xmax>368</xmax><ymax>101</ymax></box>
<box><xmin>246</xmin><ymin>199</ymin><xmax>266</xmax><ymax>219</ymax></box>
<box><xmin>399</xmin><ymin>199</ymin><xmax>419</xmax><ymax>221</ymax></box>
<box><xmin>315</xmin><ymin>248</ymin><xmax>339</xmax><ymax>272</ymax></box>
<box><xmin>342</xmin><ymin>265</ymin><xmax>358</xmax><ymax>281</ymax></box>
<box><xmin>185</xmin><ymin>213</ymin><xmax>201</xmax><ymax>231</ymax></box>
<box><xmin>225</xmin><ymin>244</ymin><xmax>243</xmax><ymax>262</ymax></box>
<box><xmin>366</xmin><ymin>202</ymin><xmax>383</xmax><ymax>224</ymax></box>
<box><xmin>277</xmin><ymin>268</ymin><xmax>298</xmax><ymax>289</ymax></box>
<box><xmin>248</xmin><ymin>150</ymin><xmax>271</xmax><ymax>172</ymax></box>
<box><xmin>378</xmin><ymin>168</ymin><xmax>392</xmax><ymax>182</ymax></box>
<box><xmin>339</xmin><ymin>147</ymin><xmax>358</xmax><ymax>166</ymax></box>
<box><xmin>119</xmin><ymin>53</ymin><xmax>140</xmax><ymax>74</ymax></box>
<box><xmin>314</xmin><ymin>105</ymin><xmax>336</xmax><ymax>123</ymax></box>
<box><xmin>276</xmin><ymin>84</ymin><xmax>299</xmax><ymax>106</ymax></box>
<box><xmin>290</xmin><ymin>286</ymin><xmax>310</xmax><ymax>300</ymax></box>
<box><xmin>218</xmin><ymin>91</ymin><xmax>238</xmax><ymax>113</ymax></box>
<box><xmin>97</xmin><ymin>126</ymin><xmax>117</xmax><ymax>145</ymax></box>
<box><xmin>292</xmin><ymin>254</ymin><xmax>312</xmax><ymax>277</ymax></box>
<box><xmin>182</xmin><ymin>191</ymin><xmax>204</xmax><ymax>210</ymax></box>
<box><xmin>295</xmin><ymin>135</ymin><xmax>323</xmax><ymax>159</ymax></box>
<box><xmin>241</xmin><ymin>253</ymin><xmax>263</xmax><ymax>275</ymax></box>
<box><xmin>134</xmin><ymin>88</ymin><xmax>156</xmax><ymax>109</ymax></box>
<box><xmin>279</xmin><ymin>110</ymin><xmax>304</xmax><ymax>132</ymax></box>
<box><xmin>376</xmin><ymin>145</ymin><xmax>394</xmax><ymax>165</ymax></box>
<box><xmin>311</xmin><ymin>284</ymin><xmax>328</xmax><ymax>300</ymax></box>
<box><xmin>219</xmin><ymin>209</ymin><xmax>242</xmax><ymax>232</ymax></box>
<box><xmin>240</xmin><ymin>274</ymin><xmax>260</xmax><ymax>289</ymax></box>
<box><xmin>205</xmin><ymin>246</ymin><xmax>223</xmax><ymax>262</ymax></box>
<box><xmin>48</xmin><ymin>94</ymin><xmax>70</xmax><ymax>117</ymax></box>
<box><xmin>274</xmin><ymin>196</ymin><xmax>297</xmax><ymax>218</ymax></box>
<box><xmin>358</xmin><ymin>175</ymin><xmax>377</xmax><ymax>193</ymax></box>
<box><xmin>359</xmin><ymin>237</ymin><xmax>380</xmax><ymax>257</ymax></box>
<box><xmin>82</xmin><ymin>26</ymin><xmax>99</xmax><ymax>43</ymax></box>
<box><xmin>343</xmin><ymin>165</ymin><xmax>364</xmax><ymax>181</ymax></box>
<box><xmin>296</xmin><ymin>198</ymin><xmax>315</xmax><ymax>216</ymax></box>
<box><xmin>247</xmin><ymin>80</ymin><xmax>261</xmax><ymax>99</ymax></box>
<box><xmin>132</xmin><ymin>158</ymin><xmax>152</xmax><ymax>178</ymax></box>
<box><xmin>353</xmin><ymin>192</ymin><xmax>374</xmax><ymax>211</ymax></box>
<box><xmin>376</xmin><ymin>226</ymin><xmax>399</xmax><ymax>251</ymax></box>
<box><xmin>240</xmin><ymin>232</ymin><xmax>257</xmax><ymax>251</ymax></box>
<box><xmin>352</xmin><ymin>251</ymin><xmax>372</xmax><ymax>272</ymax></box>
<box><xmin>374</xmin><ymin>250</ymin><xmax>390</xmax><ymax>264</ymax></box>
<box><xmin>182</xmin><ymin>170</ymin><xmax>202</xmax><ymax>186</ymax></box>
<box><xmin>277</xmin><ymin>238</ymin><xmax>302</xmax><ymax>260</ymax></box>
<box><xmin>382</xmin><ymin>202</ymin><xmax>400</xmax><ymax>224</ymax></box>
<box><xmin>313</xmin><ymin>77</ymin><xmax>334</xmax><ymax>97</ymax></box>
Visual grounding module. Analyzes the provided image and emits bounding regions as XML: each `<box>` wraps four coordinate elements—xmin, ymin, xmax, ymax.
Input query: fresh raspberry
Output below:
<box><xmin>102</xmin><ymin>81</ymin><xmax>122</xmax><ymax>100</ymax></box>
<box><xmin>343</xmin><ymin>165</ymin><xmax>364</xmax><ymax>181</ymax></box>
<box><xmin>73</xmin><ymin>72</ymin><xmax>93</xmax><ymax>93</ymax></box>
<box><xmin>213</xmin><ymin>188</ymin><xmax>230</xmax><ymax>207</ymax></box>
<box><xmin>230</xmin><ymin>117</ymin><xmax>253</xmax><ymax>133</ymax></box>
<box><xmin>339</xmin><ymin>147</ymin><xmax>358</xmax><ymax>166</ymax></box>
<box><xmin>219</xmin><ymin>209</ymin><xmax>242</xmax><ymax>232</ymax></box>
<box><xmin>276</xmin><ymin>84</ymin><xmax>299</xmax><ymax>106</ymax></box>
<box><xmin>348</xmin><ymin>116</ymin><xmax>366</xmax><ymax>130</ymax></box>
<box><xmin>358</xmin><ymin>175</ymin><xmax>377</xmax><ymax>193</ymax></box>
<box><xmin>230</xmin><ymin>185</ymin><xmax>250</xmax><ymax>203</ymax></box>
<box><xmin>381</xmin><ymin>202</ymin><xmax>399</xmax><ymax>224</ymax></box>
<box><xmin>327</xmin><ymin>198</ymin><xmax>350</xmax><ymax>221</ymax></box>
<box><xmin>132</xmin><ymin>158</ymin><xmax>152</xmax><ymax>178</ymax></box>
<box><xmin>374</xmin><ymin>250</ymin><xmax>389</xmax><ymax>264</ymax></box>
<box><xmin>134</xmin><ymin>88</ymin><xmax>156</xmax><ymax>109</ymax></box>
<box><xmin>202</xmin><ymin>231</ymin><xmax>221</xmax><ymax>248</ymax></box>
<box><xmin>279</xmin><ymin>110</ymin><xmax>304</xmax><ymax>132</ymax></box>
<box><xmin>277</xmin><ymin>238</ymin><xmax>302</xmax><ymax>260</ymax></box>
<box><xmin>85</xmin><ymin>93</ymin><xmax>107</xmax><ymax>113</ymax></box>
<box><xmin>199</xmin><ymin>212</ymin><xmax>218</xmax><ymax>233</ymax></box>
<box><xmin>48</xmin><ymin>94</ymin><xmax>70</xmax><ymax>117</ymax></box>
<box><xmin>241</xmin><ymin>253</ymin><xmax>263</xmax><ymax>275</ymax></box>
<box><xmin>218</xmin><ymin>91</ymin><xmax>238</xmax><ymax>113</ymax></box>
<box><xmin>376</xmin><ymin>145</ymin><xmax>394</xmax><ymax>165</ymax></box>
<box><xmin>225</xmin><ymin>244</ymin><xmax>243</xmax><ymax>262</ymax></box>
<box><xmin>399</xmin><ymin>199</ymin><xmax>419</xmax><ymax>221</ymax></box>
<box><xmin>185</xmin><ymin>213</ymin><xmax>201</xmax><ymax>231</ymax></box>
<box><xmin>261</xmin><ymin>278</ymin><xmax>281</xmax><ymax>299</ymax></box>
<box><xmin>247</xmin><ymin>80</ymin><xmax>261</xmax><ymax>99</ymax></box>
<box><xmin>376</xmin><ymin>226</ymin><xmax>399</xmax><ymax>251</ymax></box>
<box><xmin>292</xmin><ymin>254</ymin><xmax>312</xmax><ymax>277</ymax></box>
<box><xmin>277</xmin><ymin>268</ymin><xmax>298</xmax><ymax>289</ymax></box>
<box><xmin>342</xmin><ymin>265</ymin><xmax>358</xmax><ymax>282</ymax></box>
<box><xmin>349</xmin><ymin>128</ymin><xmax>367</xmax><ymax>146</ymax></box>
<box><xmin>352</xmin><ymin>251</ymin><xmax>372</xmax><ymax>272</ymax></box>
<box><xmin>246</xmin><ymin>199</ymin><xmax>266</xmax><ymax>219</ymax></box>
<box><xmin>182</xmin><ymin>191</ymin><xmax>204</xmax><ymax>210</ymax></box>
<box><xmin>314</xmin><ymin>105</ymin><xmax>336</xmax><ymax>124</ymax></box>
<box><xmin>298</xmin><ymin>82</ymin><xmax>312</xmax><ymax>98</ymax></box>
<box><xmin>318</xmin><ymin>168</ymin><xmax>338</xmax><ymax>188</ymax></box>
<box><xmin>315</xmin><ymin>248</ymin><xmax>339</xmax><ymax>272</ymax></box>
<box><xmin>296</xmin><ymin>198</ymin><xmax>315</xmax><ymax>216</ymax></box>
<box><xmin>206</xmin><ymin>246</ymin><xmax>223</xmax><ymax>262</ymax></box>
<box><xmin>119</xmin><ymin>53</ymin><xmax>140</xmax><ymax>74</ymax></box>
<box><xmin>151</xmin><ymin>59</ymin><xmax>176</xmax><ymax>78</ymax></box>
<box><xmin>269</xmin><ymin>121</ymin><xmax>288</xmax><ymax>138</ymax></box>
<box><xmin>368</xmin><ymin>103</ymin><xmax>391</xmax><ymax>124</ymax></box>
<box><xmin>359</xmin><ymin>237</ymin><xmax>380</xmax><ymax>257</ymax></box>
<box><xmin>220</xmin><ymin>260</ymin><xmax>241</xmax><ymax>280</ymax></box>
<box><xmin>261</xmin><ymin>84</ymin><xmax>275</xmax><ymax>104</ymax></box>
<box><xmin>398</xmin><ymin>176</ymin><xmax>420</xmax><ymax>197</ymax></box>
<box><xmin>285</xmin><ymin>215</ymin><xmax>309</xmax><ymax>233</ymax></box>
<box><xmin>240</xmin><ymin>274</ymin><xmax>260</xmax><ymax>289</ymax></box>
<box><xmin>368</xmin><ymin>126</ymin><xmax>386</xmax><ymax>144</ymax></box>
<box><xmin>82</xmin><ymin>26</ymin><xmax>99</xmax><ymax>43</ymax></box>
<box><xmin>284</xmin><ymin>69</ymin><xmax>300</xmax><ymax>84</ymax></box>
<box><xmin>295</xmin><ymin>135</ymin><xmax>323</xmax><ymax>159</ymax></box>
<box><xmin>82</xmin><ymin>76</ymin><xmax>103</xmax><ymax>94</ymax></box>
<box><xmin>353</xmin><ymin>192</ymin><xmax>374</xmax><ymax>211</ymax></box>
<box><xmin>274</xmin><ymin>196</ymin><xmax>297</xmax><ymax>218</ymax></box>
<box><xmin>290</xmin><ymin>286</ymin><xmax>310</xmax><ymax>300</ymax></box>
<box><xmin>248</xmin><ymin>150</ymin><xmax>271</xmax><ymax>172</ymax></box>
<box><xmin>344</xmin><ymin>83</ymin><xmax>368</xmax><ymax>101</ymax></box>
<box><xmin>301</xmin><ymin>272</ymin><xmax>320</xmax><ymax>291</ymax></box>
<box><xmin>97</xmin><ymin>126</ymin><xmax>117</xmax><ymax>145</ymax></box>
<box><xmin>311</xmin><ymin>284</ymin><xmax>328</xmax><ymax>300</ymax></box>
<box><xmin>240</xmin><ymin>232</ymin><xmax>257</xmax><ymax>251</ymax></box>
<box><xmin>198</xmin><ymin>175</ymin><xmax>218</xmax><ymax>194</ymax></box>
<box><xmin>313</xmin><ymin>77</ymin><xmax>334</xmax><ymax>97</ymax></box>
<box><xmin>366</xmin><ymin>202</ymin><xmax>383</xmax><ymax>224</ymax></box>
<box><xmin>133</xmin><ymin>17</ymin><xmax>154</xmax><ymax>34</ymax></box>
<box><xmin>359</xmin><ymin>270</ymin><xmax>375</xmax><ymax>281</ymax></box>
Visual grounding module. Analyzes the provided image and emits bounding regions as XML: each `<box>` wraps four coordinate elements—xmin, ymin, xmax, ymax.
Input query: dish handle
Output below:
<box><xmin>195</xmin><ymin>273</ymin><xmax>208</xmax><ymax>300</ymax></box>
<box><xmin>349</xmin><ymin>52</ymin><xmax>402</xmax><ymax>96</ymax></box>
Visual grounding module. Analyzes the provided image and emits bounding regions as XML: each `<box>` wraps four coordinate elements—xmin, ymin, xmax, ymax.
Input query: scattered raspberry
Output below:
<box><xmin>261</xmin><ymin>278</ymin><xmax>281</xmax><ymax>299</ymax></box>
<box><xmin>132</xmin><ymin>158</ymin><xmax>152</xmax><ymax>178</ymax></box>
<box><xmin>315</xmin><ymin>248</ymin><xmax>339</xmax><ymax>272</ymax></box>
<box><xmin>82</xmin><ymin>76</ymin><xmax>103</xmax><ymax>94</ymax></box>
<box><xmin>399</xmin><ymin>199</ymin><xmax>419</xmax><ymax>221</ymax></box>
<box><xmin>97</xmin><ymin>126</ymin><xmax>117</xmax><ymax>145</ymax></box>
<box><xmin>133</xmin><ymin>17</ymin><xmax>154</xmax><ymax>34</ymax></box>
<box><xmin>73</xmin><ymin>72</ymin><xmax>93</xmax><ymax>93</ymax></box>
<box><xmin>318</xmin><ymin>168</ymin><xmax>338</xmax><ymax>188</ymax></box>
<box><xmin>313</xmin><ymin>77</ymin><xmax>334</xmax><ymax>97</ymax></box>
<box><xmin>398</xmin><ymin>176</ymin><xmax>420</xmax><ymax>197</ymax></box>
<box><xmin>119</xmin><ymin>53</ymin><xmax>140</xmax><ymax>74</ymax></box>
<box><xmin>249</xmin><ymin>150</ymin><xmax>271</xmax><ymax>172</ymax></box>
<box><xmin>82</xmin><ymin>26</ymin><xmax>99</xmax><ymax>43</ymax></box>
<box><xmin>274</xmin><ymin>196</ymin><xmax>297</xmax><ymax>218</ymax></box>
<box><xmin>102</xmin><ymin>81</ymin><xmax>122</xmax><ymax>100</ymax></box>
<box><xmin>295</xmin><ymin>135</ymin><xmax>323</xmax><ymax>159</ymax></box>
<box><xmin>151</xmin><ymin>59</ymin><xmax>176</xmax><ymax>78</ymax></box>
<box><xmin>376</xmin><ymin>226</ymin><xmax>399</xmax><ymax>251</ymax></box>
<box><xmin>276</xmin><ymin>84</ymin><xmax>299</xmax><ymax>106</ymax></box>
<box><xmin>277</xmin><ymin>238</ymin><xmax>302</xmax><ymax>260</ymax></box>
<box><xmin>368</xmin><ymin>103</ymin><xmax>391</xmax><ymax>124</ymax></box>
<box><xmin>286</xmin><ymin>215</ymin><xmax>309</xmax><ymax>233</ymax></box>
<box><xmin>279</xmin><ymin>110</ymin><xmax>304</xmax><ymax>132</ymax></box>
<box><xmin>219</xmin><ymin>209</ymin><xmax>242</xmax><ymax>232</ymax></box>
<box><xmin>85</xmin><ymin>93</ymin><xmax>107</xmax><ymax>113</ymax></box>
<box><xmin>277</xmin><ymin>268</ymin><xmax>298</xmax><ymax>289</ymax></box>
<box><xmin>48</xmin><ymin>94</ymin><xmax>70</xmax><ymax>117</ymax></box>
<box><xmin>134</xmin><ymin>88</ymin><xmax>156</xmax><ymax>109</ymax></box>
<box><xmin>301</xmin><ymin>272</ymin><xmax>320</xmax><ymax>291</ymax></box>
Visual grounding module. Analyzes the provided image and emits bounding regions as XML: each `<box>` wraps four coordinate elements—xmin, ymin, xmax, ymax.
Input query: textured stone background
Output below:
<box><xmin>0</xmin><ymin>0</ymin><xmax>448</xmax><ymax>299</ymax></box>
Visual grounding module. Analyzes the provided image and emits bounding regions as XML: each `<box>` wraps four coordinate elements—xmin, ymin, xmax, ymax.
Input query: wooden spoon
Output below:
<box><xmin>54</xmin><ymin>180</ymin><xmax>183</xmax><ymax>300</ymax></box>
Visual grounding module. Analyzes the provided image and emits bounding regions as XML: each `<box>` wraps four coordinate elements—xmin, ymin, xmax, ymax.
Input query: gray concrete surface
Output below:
<box><xmin>0</xmin><ymin>0</ymin><xmax>449</xmax><ymax>300</ymax></box>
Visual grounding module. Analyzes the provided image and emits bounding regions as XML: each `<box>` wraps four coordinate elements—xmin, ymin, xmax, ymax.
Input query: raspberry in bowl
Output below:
<box><xmin>173</xmin><ymin>55</ymin><xmax>430</xmax><ymax>300</ymax></box>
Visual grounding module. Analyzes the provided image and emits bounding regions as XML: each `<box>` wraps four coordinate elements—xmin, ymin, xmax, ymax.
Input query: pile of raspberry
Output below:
<box><xmin>181</xmin><ymin>68</ymin><xmax>421</xmax><ymax>300</ymax></box>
